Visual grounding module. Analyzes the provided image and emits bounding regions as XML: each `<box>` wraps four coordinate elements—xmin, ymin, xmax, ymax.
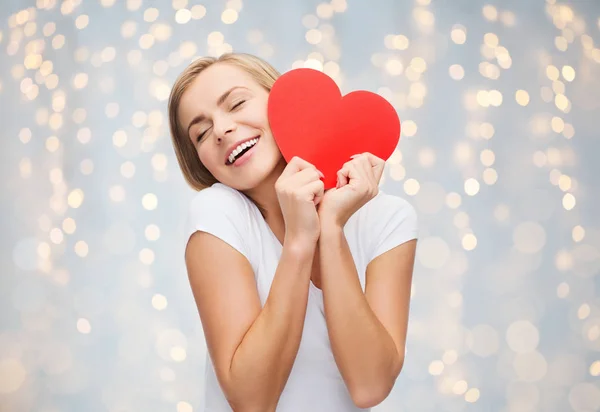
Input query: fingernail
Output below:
<box><xmin>318</xmin><ymin>170</ymin><xmax>324</xmax><ymax>178</ymax></box>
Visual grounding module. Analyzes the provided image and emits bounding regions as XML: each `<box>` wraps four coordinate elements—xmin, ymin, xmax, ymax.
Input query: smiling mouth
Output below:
<box><xmin>226</xmin><ymin>136</ymin><xmax>260</xmax><ymax>166</ymax></box>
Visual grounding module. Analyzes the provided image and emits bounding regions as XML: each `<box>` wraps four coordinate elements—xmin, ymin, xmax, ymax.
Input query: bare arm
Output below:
<box><xmin>319</xmin><ymin>222</ymin><xmax>416</xmax><ymax>409</ymax></box>
<box><xmin>186</xmin><ymin>233</ymin><xmax>315</xmax><ymax>412</ymax></box>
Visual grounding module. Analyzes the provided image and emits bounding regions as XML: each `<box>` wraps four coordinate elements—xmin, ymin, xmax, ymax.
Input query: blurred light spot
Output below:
<box><xmin>191</xmin><ymin>5</ymin><xmax>206</xmax><ymax>19</ymax></box>
<box><xmin>75</xmin><ymin>14</ymin><xmax>89</xmax><ymax>29</ymax></box>
<box><xmin>139</xmin><ymin>248</ymin><xmax>155</xmax><ymax>265</ymax></box>
<box><xmin>417</xmin><ymin>237</ymin><xmax>450</xmax><ymax>269</ymax></box>
<box><xmin>465</xmin><ymin>388</ymin><xmax>480</xmax><ymax>403</ymax></box>
<box><xmin>113</xmin><ymin>130</ymin><xmax>127</xmax><ymax>147</ymax></box>
<box><xmin>77</xmin><ymin>318</ymin><xmax>91</xmax><ymax>334</ymax></box>
<box><xmin>177</xmin><ymin>401</ymin><xmax>193</xmax><ymax>412</ymax></box>
<box><xmin>62</xmin><ymin>218</ymin><xmax>76</xmax><ymax>234</ymax></box>
<box><xmin>494</xmin><ymin>204</ymin><xmax>510</xmax><ymax>222</ymax></box>
<box><xmin>578</xmin><ymin>304</ymin><xmax>591</xmax><ymax>320</ymax></box>
<box><xmin>468</xmin><ymin>324</ymin><xmax>499</xmax><ymax>357</ymax></box>
<box><xmin>443</xmin><ymin>350</ymin><xmax>458</xmax><ymax>365</ymax></box>
<box><xmin>145</xmin><ymin>224</ymin><xmax>161</xmax><ymax>241</ymax></box>
<box><xmin>73</xmin><ymin>72</ymin><xmax>88</xmax><ymax>89</ymax></box>
<box><xmin>80</xmin><ymin>159</ymin><xmax>94</xmax><ymax>175</ymax></box>
<box><xmin>446</xmin><ymin>192</ymin><xmax>461</xmax><ymax>209</ymax></box>
<box><xmin>482</xmin><ymin>5</ymin><xmax>498</xmax><ymax>21</ymax></box>
<box><xmin>557</xmin><ymin>282</ymin><xmax>569</xmax><ymax>298</ymax></box>
<box><xmin>173</xmin><ymin>8</ymin><xmax>191</xmax><ymax>24</ymax></box>
<box><xmin>171</xmin><ymin>346</ymin><xmax>187</xmax><ymax>362</ymax></box>
<box><xmin>516</xmin><ymin>89</ymin><xmax>530</xmax><ymax>106</ymax></box>
<box><xmin>121</xmin><ymin>20</ymin><xmax>137</xmax><ymax>38</ymax></box>
<box><xmin>569</xmin><ymin>383</ymin><xmax>600</xmax><ymax>411</ymax></box>
<box><xmin>513</xmin><ymin>222</ymin><xmax>546</xmax><ymax>253</ymax></box>
<box><xmin>152</xmin><ymin>294</ymin><xmax>168</xmax><ymax>310</ymax></box>
<box><xmin>462</xmin><ymin>234</ymin><xmax>477</xmax><ymax>251</ymax></box>
<box><xmin>74</xmin><ymin>241</ymin><xmax>89</xmax><ymax>257</ymax></box>
<box><xmin>109</xmin><ymin>185</ymin><xmax>126</xmax><ymax>202</ymax></box>
<box><xmin>221</xmin><ymin>9</ymin><xmax>237</xmax><ymax>24</ymax></box>
<box><xmin>77</xmin><ymin>127</ymin><xmax>91</xmax><ymax>144</ymax></box>
<box><xmin>418</xmin><ymin>148</ymin><xmax>436</xmax><ymax>168</ymax></box>
<box><xmin>303</xmin><ymin>59</ymin><xmax>323</xmax><ymax>71</ymax></box>
<box><xmin>0</xmin><ymin>358</ymin><xmax>26</xmax><ymax>394</ymax></box>
<box><xmin>385</xmin><ymin>58</ymin><xmax>403</xmax><ymax>76</ymax></box>
<box><xmin>563</xmin><ymin>193</ymin><xmax>576</xmax><ymax>210</ymax></box>
<box><xmin>144</xmin><ymin>7</ymin><xmax>159</xmax><ymax>22</ymax></box>
<box><xmin>454</xmin><ymin>212</ymin><xmax>469</xmax><ymax>229</ymax></box>
<box><xmin>464</xmin><ymin>178</ymin><xmax>480</xmax><ymax>196</ymax></box>
<box><xmin>127</xmin><ymin>0</ymin><xmax>142</xmax><ymax>10</ymax></box>
<box><xmin>68</xmin><ymin>189</ymin><xmax>84</xmax><ymax>208</ymax></box>
<box><xmin>572</xmin><ymin>226</ymin><xmax>585</xmax><ymax>242</ymax></box>
<box><xmin>402</xmin><ymin>120</ymin><xmax>417</xmax><ymax>137</ymax></box>
<box><xmin>404</xmin><ymin>178</ymin><xmax>420</xmax><ymax>196</ymax></box>
<box><xmin>49</xmin><ymin>228</ymin><xmax>64</xmax><ymax>244</ymax></box>
<box><xmin>483</xmin><ymin>32</ymin><xmax>499</xmax><ymax>47</ymax></box>
<box><xmin>546</xmin><ymin>65</ymin><xmax>559</xmax><ymax>80</ymax></box>
<box><xmin>316</xmin><ymin>3</ymin><xmax>334</xmax><ymax>19</ymax></box>
<box><xmin>429</xmin><ymin>360</ymin><xmax>444</xmax><ymax>376</ymax></box>
<box><xmin>449</xmin><ymin>64</ymin><xmax>464</xmax><ymax>80</ymax></box>
<box><xmin>507</xmin><ymin>320</ymin><xmax>539</xmax><ymax>353</ymax></box>
<box><xmin>555</xmin><ymin>250</ymin><xmax>573</xmax><ymax>271</ymax></box>
<box><xmin>450</xmin><ymin>25</ymin><xmax>467</xmax><ymax>44</ymax></box>
<box><xmin>161</xmin><ymin>367</ymin><xmax>176</xmax><ymax>382</ymax></box>
<box><xmin>306</xmin><ymin>29</ymin><xmax>322</xmax><ymax>44</ymax></box>
<box><xmin>480</xmin><ymin>149</ymin><xmax>495</xmax><ymax>166</ymax></box>
<box><xmin>590</xmin><ymin>361</ymin><xmax>600</xmax><ymax>377</ymax></box>
<box><xmin>514</xmin><ymin>351</ymin><xmax>547</xmax><ymax>382</ymax></box>
<box><xmin>453</xmin><ymin>380</ymin><xmax>468</xmax><ymax>395</ymax></box>
<box><xmin>483</xmin><ymin>168</ymin><xmax>498</xmax><ymax>185</ymax></box>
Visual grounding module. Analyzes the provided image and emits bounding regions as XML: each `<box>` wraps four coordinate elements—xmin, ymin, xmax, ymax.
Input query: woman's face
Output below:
<box><xmin>178</xmin><ymin>63</ymin><xmax>284</xmax><ymax>191</ymax></box>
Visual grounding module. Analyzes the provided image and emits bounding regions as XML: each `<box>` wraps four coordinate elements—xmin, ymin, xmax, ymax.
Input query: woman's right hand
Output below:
<box><xmin>275</xmin><ymin>156</ymin><xmax>325</xmax><ymax>247</ymax></box>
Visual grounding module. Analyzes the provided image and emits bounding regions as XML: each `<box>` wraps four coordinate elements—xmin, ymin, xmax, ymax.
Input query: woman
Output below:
<box><xmin>168</xmin><ymin>53</ymin><xmax>418</xmax><ymax>412</ymax></box>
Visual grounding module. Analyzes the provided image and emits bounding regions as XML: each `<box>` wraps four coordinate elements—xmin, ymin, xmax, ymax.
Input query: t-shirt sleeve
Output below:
<box><xmin>365</xmin><ymin>191</ymin><xmax>418</xmax><ymax>263</ymax></box>
<box><xmin>185</xmin><ymin>184</ymin><xmax>251</xmax><ymax>261</ymax></box>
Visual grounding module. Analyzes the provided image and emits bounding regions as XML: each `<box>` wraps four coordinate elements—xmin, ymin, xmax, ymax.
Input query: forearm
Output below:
<box><xmin>227</xmin><ymin>241</ymin><xmax>314</xmax><ymax>411</ymax></box>
<box><xmin>319</xmin><ymin>225</ymin><xmax>402</xmax><ymax>406</ymax></box>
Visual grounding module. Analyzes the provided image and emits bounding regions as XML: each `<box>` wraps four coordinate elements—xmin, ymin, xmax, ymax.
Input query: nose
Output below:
<box><xmin>214</xmin><ymin>116</ymin><xmax>236</xmax><ymax>143</ymax></box>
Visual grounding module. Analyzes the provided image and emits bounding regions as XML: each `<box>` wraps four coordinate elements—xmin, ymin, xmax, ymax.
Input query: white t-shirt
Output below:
<box><xmin>186</xmin><ymin>183</ymin><xmax>418</xmax><ymax>412</ymax></box>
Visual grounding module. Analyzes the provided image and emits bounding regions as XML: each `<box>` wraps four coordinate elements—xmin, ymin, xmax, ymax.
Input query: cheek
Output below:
<box><xmin>197</xmin><ymin>145</ymin><xmax>217</xmax><ymax>170</ymax></box>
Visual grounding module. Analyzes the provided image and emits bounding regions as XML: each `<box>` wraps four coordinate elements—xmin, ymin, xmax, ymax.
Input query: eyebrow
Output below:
<box><xmin>186</xmin><ymin>86</ymin><xmax>248</xmax><ymax>138</ymax></box>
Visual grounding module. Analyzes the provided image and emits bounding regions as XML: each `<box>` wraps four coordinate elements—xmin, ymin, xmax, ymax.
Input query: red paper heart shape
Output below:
<box><xmin>267</xmin><ymin>68</ymin><xmax>401</xmax><ymax>189</ymax></box>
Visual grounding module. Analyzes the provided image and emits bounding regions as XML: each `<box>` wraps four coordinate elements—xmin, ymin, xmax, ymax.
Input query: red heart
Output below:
<box><xmin>267</xmin><ymin>68</ymin><xmax>401</xmax><ymax>190</ymax></box>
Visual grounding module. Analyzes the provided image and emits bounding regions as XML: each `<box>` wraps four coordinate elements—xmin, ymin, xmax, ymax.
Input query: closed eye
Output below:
<box><xmin>231</xmin><ymin>100</ymin><xmax>246</xmax><ymax>110</ymax></box>
<box><xmin>196</xmin><ymin>128</ymin><xmax>210</xmax><ymax>143</ymax></box>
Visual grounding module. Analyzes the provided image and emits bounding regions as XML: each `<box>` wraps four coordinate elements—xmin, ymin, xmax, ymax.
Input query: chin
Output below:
<box><xmin>222</xmin><ymin>155</ymin><xmax>283</xmax><ymax>192</ymax></box>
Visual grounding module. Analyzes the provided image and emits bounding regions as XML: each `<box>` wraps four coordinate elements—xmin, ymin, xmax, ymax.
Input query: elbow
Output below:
<box><xmin>227</xmin><ymin>396</ymin><xmax>278</xmax><ymax>412</ymax></box>
<box><xmin>349</xmin><ymin>357</ymin><xmax>405</xmax><ymax>409</ymax></box>
<box><xmin>350</xmin><ymin>382</ymin><xmax>394</xmax><ymax>409</ymax></box>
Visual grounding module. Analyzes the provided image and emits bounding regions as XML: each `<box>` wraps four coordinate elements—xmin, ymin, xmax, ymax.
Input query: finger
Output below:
<box><xmin>352</xmin><ymin>153</ymin><xmax>385</xmax><ymax>184</ymax></box>
<box><xmin>311</xmin><ymin>180</ymin><xmax>326</xmax><ymax>206</ymax></box>
<box><xmin>286</xmin><ymin>167</ymin><xmax>323</xmax><ymax>188</ymax></box>
<box><xmin>279</xmin><ymin>156</ymin><xmax>320</xmax><ymax>179</ymax></box>
<box><xmin>299</xmin><ymin>179</ymin><xmax>325</xmax><ymax>205</ymax></box>
<box><xmin>337</xmin><ymin>165</ymin><xmax>350</xmax><ymax>188</ymax></box>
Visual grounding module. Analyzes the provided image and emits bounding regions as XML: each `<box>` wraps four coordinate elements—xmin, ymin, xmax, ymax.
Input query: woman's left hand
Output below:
<box><xmin>317</xmin><ymin>152</ymin><xmax>386</xmax><ymax>228</ymax></box>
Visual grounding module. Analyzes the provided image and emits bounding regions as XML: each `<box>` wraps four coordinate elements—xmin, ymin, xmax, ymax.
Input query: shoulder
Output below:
<box><xmin>186</xmin><ymin>183</ymin><xmax>255</xmax><ymax>243</ymax></box>
<box><xmin>361</xmin><ymin>189</ymin><xmax>417</xmax><ymax>223</ymax></box>
<box><xmin>355</xmin><ymin>189</ymin><xmax>418</xmax><ymax>261</ymax></box>
<box><xmin>189</xmin><ymin>183</ymin><xmax>250</xmax><ymax>212</ymax></box>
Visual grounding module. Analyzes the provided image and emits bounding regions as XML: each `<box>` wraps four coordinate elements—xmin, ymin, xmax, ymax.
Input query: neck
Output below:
<box><xmin>242</xmin><ymin>157</ymin><xmax>287</xmax><ymax>243</ymax></box>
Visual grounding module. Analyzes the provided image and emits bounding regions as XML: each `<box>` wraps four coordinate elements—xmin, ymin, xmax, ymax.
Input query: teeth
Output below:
<box><xmin>228</xmin><ymin>138</ymin><xmax>259</xmax><ymax>164</ymax></box>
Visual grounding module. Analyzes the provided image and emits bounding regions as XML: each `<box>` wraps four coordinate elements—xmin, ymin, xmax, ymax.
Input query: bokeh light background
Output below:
<box><xmin>1</xmin><ymin>0</ymin><xmax>600</xmax><ymax>411</ymax></box>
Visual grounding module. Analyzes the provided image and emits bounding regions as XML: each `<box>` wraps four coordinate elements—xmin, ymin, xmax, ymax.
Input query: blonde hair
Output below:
<box><xmin>168</xmin><ymin>53</ymin><xmax>281</xmax><ymax>191</ymax></box>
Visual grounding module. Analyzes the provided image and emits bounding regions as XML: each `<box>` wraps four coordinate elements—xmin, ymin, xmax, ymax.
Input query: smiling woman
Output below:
<box><xmin>167</xmin><ymin>53</ymin><xmax>418</xmax><ymax>412</ymax></box>
<box><xmin>168</xmin><ymin>53</ymin><xmax>284</xmax><ymax>193</ymax></box>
